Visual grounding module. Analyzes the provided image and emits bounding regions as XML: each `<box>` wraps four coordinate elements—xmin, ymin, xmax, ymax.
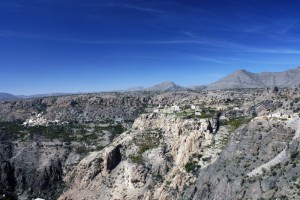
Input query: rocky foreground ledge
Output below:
<box><xmin>59</xmin><ymin>113</ymin><xmax>223</xmax><ymax>200</ymax></box>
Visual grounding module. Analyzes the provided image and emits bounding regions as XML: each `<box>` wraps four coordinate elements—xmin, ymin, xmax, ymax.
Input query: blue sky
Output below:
<box><xmin>1</xmin><ymin>0</ymin><xmax>300</xmax><ymax>95</ymax></box>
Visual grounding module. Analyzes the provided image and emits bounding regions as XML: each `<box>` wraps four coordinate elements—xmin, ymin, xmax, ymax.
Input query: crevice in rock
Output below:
<box><xmin>107</xmin><ymin>145</ymin><xmax>122</xmax><ymax>172</ymax></box>
<box><xmin>0</xmin><ymin>161</ymin><xmax>16</xmax><ymax>192</ymax></box>
<box><xmin>190</xmin><ymin>186</ymin><xmax>198</xmax><ymax>200</ymax></box>
<box><xmin>207</xmin><ymin>121</ymin><xmax>214</xmax><ymax>133</ymax></box>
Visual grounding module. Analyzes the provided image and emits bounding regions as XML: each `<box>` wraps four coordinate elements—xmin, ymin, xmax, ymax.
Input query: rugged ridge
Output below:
<box><xmin>146</xmin><ymin>81</ymin><xmax>185</xmax><ymax>92</ymax></box>
<box><xmin>0</xmin><ymin>93</ymin><xmax>150</xmax><ymax>123</ymax></box>
<box><xmin>58</xmin><ymin>113</ymin><xmax>222</xmax><ymax>200</ymax></box>
<box><xmin>208</xmin><ymin>67</ymin><xmax>300</xmax><ymax>90</ymax></box>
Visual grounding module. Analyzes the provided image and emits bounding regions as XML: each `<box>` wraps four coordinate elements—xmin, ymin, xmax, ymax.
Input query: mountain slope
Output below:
<box><xmin>208</xmin><ymin>69</ymin><xmax>265</xmax><ymax>90</ymax></box>
<box><xmin>258</xmin><ymin>66</ymin><xmax>300</xmax><ymax>87</ymax></box>
<box><xmin>208</xmin><ymin>66</ymin><xmax>300</xmax><ymax>90</ymax></box>
<box><xmin>146</xmin><ymin>81</ymin><xmax>184</xmax><ymax>92</ymax></box>
<box><xmin>0</xmin><ymin>93</ymin><xmax>19</xmax><ymax>101</ymax></box>
<box><xmin>125</xmin><ymin>86</ymin><xmax>145</xmax><ymax>92</ymax></box>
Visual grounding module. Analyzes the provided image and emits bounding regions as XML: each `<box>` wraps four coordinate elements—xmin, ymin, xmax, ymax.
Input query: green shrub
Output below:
<box><xmin>129</xmin><ymin>154</ymin><xmax>144</xmax><ymax>164</ymax></box>
<box><xmin>113</xmin><ymin>124</ymin><xmax>125</xmax><ymax>134</ymax></box>
<box><xmin>202</xmin><ymin>157</ymin><xmax>211</xmax><ymax>162</ymax></box>
<box><xmin>291</xmin><ymin>151</ymin><xmax>299</xmax><ymax>160</ymax></box>
<box><xmin>94</xmin><ymin>124</ymin><xmax>125</xmax><ymax>134</ymax></box>
<box><xmin>221</xmin><ymin>117</ymin><xmax>252</xmax><ymax>132</ymax></box>
<box><xmin>76</xmin><ymin>146</ymin><xmax>88</xmax><ymax>155</ymax></box>
<box><xmin>185</xmin><ymin>161</ymin><xmax>199</xmax><ymax>172</ymax></box>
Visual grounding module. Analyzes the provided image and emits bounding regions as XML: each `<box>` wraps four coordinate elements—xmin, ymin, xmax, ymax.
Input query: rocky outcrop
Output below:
<box><xmin>0</xmin><ymin>134</ymin><xmax>84</xmax><ymax>200</ymax></box>
<box><xmin>59</xmin><ymin>114</ymin><xmax>222</xmax><ymax>200</ymax></box>
<box><xmin>182</xmin><ymin>117</ymin><xmax>300</xmax><ymax>200</ymax></box>
<box><xmin>248</xmin><ymin>147</ymin><xmax>288</xmax><ymax>177</ymax></box>
<box><xmin>0</xmin><ymin>93</ymin><xmax>150</xmax><ymax>123</ymax></box>
<box><xmin>59</xmin><ymin>111</ymin><xmax>300</xmax><ymax>199</ymax></box>
<box><xmin>132</xmin><ymin>113</ymin><xmax>220</xmax><ymax>166</ymax></box>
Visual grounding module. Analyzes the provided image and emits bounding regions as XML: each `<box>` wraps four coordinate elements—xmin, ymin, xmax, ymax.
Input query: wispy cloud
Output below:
<box><xmin>185</xmin><ymin>55</ymin><xmax>228</xmax><ymax>64</ymax></box>
<box><xmin>243</xmin><ymin>48</ymin><xmax>300</xmax><ymax>54</ymax></box>
<box><xmin>0</xmin><ymin>30</ymin><xmax>16</xmax><ymax>37</ymax></box>
<box><xmin>101</xmin><ymin>54</ymin><xmax>229</xmax><ymax>63</ymax></box>
<box><xmin>2</xmin><ymin>29</ymin><xmax>300</xmax><ymax>56</ymax></box>
<box><xmin>101</xmin><ymin>55</ymin><xmax>170</xmax><ymax>60</ymax></box>
<box><xmin>223</xmin><ymin>57</ymin><xmax>299</xmax><ymax>65</ymax></box>
<box><xmin>0</xmin><ymin>30</ymin><xmax>238</xmax><ymax>47</ymax></box>
<box><xmin>0</xmin><ymin>1</ymin><xmax>22</xmax><ymax>11</ymax></box>
<box><xmin>242</xmin><ymin>25</ymin><xmax>265</xmax><ymax>33</ymax></box>
<box><xmin>181</xmin><ymin>30</ymin><xmax>197</xmax><ymax>39</ymax></box>
<box><xmin>108</xmin><ymin>3</ymin><xmax>169</xmax><ymax>14</ymax></box>
<box><xmin>0</xmin><ymin>30</ymin><xmax>120</xmax><ymax>44</ymax></box>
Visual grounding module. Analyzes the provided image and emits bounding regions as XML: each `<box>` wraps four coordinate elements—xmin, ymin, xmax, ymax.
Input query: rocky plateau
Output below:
<box><xmin>1</xmin><ymin>86</ymin><xmax>300</xmax><ymax>200</ymax></box>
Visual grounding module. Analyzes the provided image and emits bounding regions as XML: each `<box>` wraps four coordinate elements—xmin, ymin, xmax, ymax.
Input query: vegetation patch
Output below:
<box><xmin>129</xmin><ymin>154</ymin><xmax>144</xmax><ymax>164</ymax></box>
<box><xmin>185</xmin><ymin>161</ymin><xmax>200</xmax><ymax>173</ymax></box>
<box><xmin>0</xmin><ymin>122</ymin><xmax>123</xmax><ymax>143</ymax></box>
<box><xmin>291</xmin><ymin>151</ymin><xmax>299</xmax><ymax>161</ymax></box>
<box><xmin>76</xmin><ymin>146</ymin><xmax>89</xmax><ymax>155</ymax></box>
<box><xmin>94</xmin><ymin>124</ymin><xmax>125</xmax><ymax>135</ymax></box>
<box><xmin>221</xmin><ymin>117</ymin><xmax>252</xmax><ymax>132</ymax></box>
<box><xmin>133</xmin><ymin>130</ymin><xmax>161</xmax><ymax>154</ymax></box>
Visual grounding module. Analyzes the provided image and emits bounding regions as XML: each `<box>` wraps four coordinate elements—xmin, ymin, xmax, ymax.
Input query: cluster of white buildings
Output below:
<box><xmin>254</xmin><ymin>111</ymin><xmax>300</xmax><ymax>121</ymax></box>
<box><xmin>154</xmin><ymin>104</ymin><xmax>181</xmax><ymax>114</ymax></box>
<box><xmin>191</xmin><ymin>104</ymin><xmax>203</xmax><ymax>116</ymax></box>
<box><xmin>153</xmin><ymin>104</ymin><xmax>205</xmax><ymax>116</ymax></box>
<box><xmin>23</xmin><ymin>112</ymin><xmax>66</xmax><ymax>126</ymax></box>
<box><xmin>267</xmin><ymin>112</ymin><xmax>299</xmax><ymax>120</ymax></box>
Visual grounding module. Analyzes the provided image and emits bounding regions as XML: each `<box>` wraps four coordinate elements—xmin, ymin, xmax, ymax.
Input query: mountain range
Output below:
<box><xmin>207</xmin><ymin>66</ymin><xmax>300</xmax><ymax>90</ymax></box>
<box><xmin>127</xmin><ymin>66</ymin><xmax>300</xmax><ymax>92</ymax></box>
<box><xmin>2</xmin><ymin>66</ymin><xmax>300</xmax><ymax>100</ymax></box>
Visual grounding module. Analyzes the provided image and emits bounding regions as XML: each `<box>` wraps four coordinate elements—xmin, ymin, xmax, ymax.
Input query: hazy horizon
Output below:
<box><xmin>1</xmin><ymin>0</ymin><xmax>300</xmax><ymax>95</ymax></box>
<box><xmin>1</xmin><ymin>66</ymin><xmax>300</xmax><ymax>96</ymax></box>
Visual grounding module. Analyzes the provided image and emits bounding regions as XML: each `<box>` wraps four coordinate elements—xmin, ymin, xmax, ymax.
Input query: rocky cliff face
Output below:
<box><xmin>60</xmin><ymin>115</ymin><xmax>300</xmax><ymax>200</ymax></box>
<box><xmin>58</xmin><ymin>88</ymin><xmax>300</xmax><ymax>200</ymax></box>
<box><xmin>0</xmin><ymin>133</ymin><xmax>81</xmax><ymax>200</ymax></box>
<box><xmin>0</xmin><ymin>120</ymin><xmax>125</xmax><ymax>199</ymax></box>
<box><xmin>58</xmin><ymin>113</ymin><xmax>223</xmax><ymax>200</ymax></box>
<box><xmin>183</xmin><ymin>117</ymin><xmax>300</xmax><ymax>200</ymax></box>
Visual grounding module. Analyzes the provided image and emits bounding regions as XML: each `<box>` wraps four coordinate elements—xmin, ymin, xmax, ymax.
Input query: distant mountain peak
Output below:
<box><xmin>234</xmin><ymin>69</ymin><xmax>253</xmax><ymax>75</ymax></box>
<box><xmin>208</xmin><ymin>66</ymin><xmax>300</xmax><ymax>90</ymax></box>
<box><xmin>146</xmin><ymin>81</ymin><xmax>184</xmax><ymax>92</ymax></box>
<box><xmin>235</xmin><ymin>69</ymin><xmax>247</xmax><ymax>72</ymax></box>
<box><xmin>156</xmin><ymin>81</ymin><xmax>177</xmax><ymax>87</ymax></box>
